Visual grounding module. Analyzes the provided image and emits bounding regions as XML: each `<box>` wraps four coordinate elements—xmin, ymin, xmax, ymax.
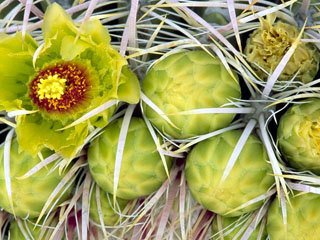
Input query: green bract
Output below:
<box><xmin>0</xmin><ymin>139</ymin><xmax>73</xmax><ymax>218</ymax></box>
<box><xmin>267</xmin><ymin>192</ymin><xmax>320</xmax><ymax>240</ymax></box>
<box><xmin>278</xmin><ymin>98</ymin><xmax>320</xmax><ymax>174</ymax></box>
<box><xmin>185</xmin><ymin>130</ymin><xmax>274</xmax><ymax>217</ymax></box>
<box><xmin>90</xmin><ymin>186</ymin><xmax>129</xmax><ymax>226</ymax></box>
<box><xmin>0</xmin><ymin>3</ymin><xmax>140</xmax><ymax>159</ymax></box>
<box><xmin>142</xmin><ymin>51</ymin><xmax>241</xmax><ymax>139</ymax></box>
<box><xmin>88</xmin><ymin>117</ymin><xmax>172</xmax><ymax>200</ymax></box>
<box><xmin>244</xmin><ymin>15</ymin><xmax>320</xmax><ymax>83</ymax></box>
<box><xmin>212</xmin><ymin>215</ymin><xmax>267</xmax><ymax>240</ymax></box>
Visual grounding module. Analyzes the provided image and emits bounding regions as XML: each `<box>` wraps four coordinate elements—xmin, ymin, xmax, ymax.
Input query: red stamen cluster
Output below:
<box><xmin>29</xmin><ymin>62</ymin><xmax>90</xmax><ymax>113</ymax></box>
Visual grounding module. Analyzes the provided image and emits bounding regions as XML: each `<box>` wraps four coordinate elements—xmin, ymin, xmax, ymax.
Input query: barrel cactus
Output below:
<box><xmin>267</xmin><ymin>192</ymin><xmax>320</xmax><ymax>239</ymax></box>
<box><xmin>89</xmin><ymin>185</ymin><xmax>129</xmax><ymax>225</ymax></box>
<box><xmin>212</xmin><ymin>215</ymin><xmax>267</xmax><ymax>240</ymax></box>
<box><xmin>185</xmin><ymin>130</ymin><xmax>274</xmax><ymax>216</ymax></box>
<box><xmin>278</xmin><ymin>98</ymin><xmax>320</xmax><ymax>174</ymax></box>
<box><xmin>0</xmin><ymin>139</ymin><xmax>73</xmax><ymax>218</ymax></box>
<box><xmin>88</xmin><ymin>117</ymin><xmax>172</xmax><ymax>200</ymax></box>
<box><xmin>244</xmin><ymin>15</ymin><xmax>319</xmax><ymax>83</ymax></box>
<box><xmin>142</xmin><ymin>50</ymin><xmax>241</xmax><ymax>139</ymax></box>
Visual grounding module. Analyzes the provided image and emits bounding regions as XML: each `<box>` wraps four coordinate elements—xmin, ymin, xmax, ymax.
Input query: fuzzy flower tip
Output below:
<box><xmin>245</xmin><ymin>15</ymin><xmax>320</xmax><ymax>83</ymax></box>
<box><xmin>0</xmin><ymin>3</ymin><xmax>140</xmax><ymax>159</ymax></box>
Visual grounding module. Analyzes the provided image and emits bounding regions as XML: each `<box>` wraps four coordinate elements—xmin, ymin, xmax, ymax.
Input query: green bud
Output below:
<box><xmin>0</xmin><ymin>139</ymin><xmax>73</xmax><ymax>218</ymax></box>
<box><xmin>89</xmin><ymin>186</ymin><xmax>129</xmax><ymax>226</ymax></box>
<box><xmin>9</xmin><ymin>218</ymin><xmax>54</xmax><ymax>240</ymax></box>
<box><xmin>142</xmin><ymin>51</ymin><xmax>241</xmax><ymax>139</ymax></box>
<box><xmin>267</xmin><ymin>192</ymin><xmax>320</xmax><ymax>239</ymax></box>
<box><xmin>88</xmin><ymin>117</ymin><xmax>172</xmax><ymax>200</ymax></box>
<box><xmin>278</xmin><ymin>98</ymin><xmax>320</xmax><ymax>174</ymax></box>
<box><xmin>9</xmin><ymin>220</ymin><xmax>40</xmax><ymax>239</ymax></box>
<box><xmin>185</xmin><ymin>130</ymin><xmax>274</xmax><ymax>217</ymax></box>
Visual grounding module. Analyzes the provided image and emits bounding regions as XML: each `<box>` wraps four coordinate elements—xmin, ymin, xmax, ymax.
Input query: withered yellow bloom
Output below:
<box><xmin>245</xmin><ymin>15</ymin><xmax>319</xmax><ymax>83</ymax></box>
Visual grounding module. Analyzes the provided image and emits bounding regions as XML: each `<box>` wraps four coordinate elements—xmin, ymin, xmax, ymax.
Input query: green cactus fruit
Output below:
<box><xmin>244</xmin><ymin>15</ymin><xmax>320</xmax><ymax>83</ymax></box>
<box><xmin>89</xmin><ymin>185</ymin><xmax>129</xmax><ymax>225</ymax></box>
<box><xmin>212</xmin><ymin>215</ymin><xmax>267</xmax><ymax>240</ymax></box>
<box><xmin>185</xmin><ymin>130</ymin><xmax>274</xmax><ymax>217</ymax></box>
<box><xmin>142</xmin><ymin>51</ymin><xmax>241</xmax><ymax>139</ymax></box>
<box><xmin>278</xmin><ymin>98</ymin><xmax>320</xmax><ymax>174</ymax></box>
<box><xmin>0</xmin><ymin>139</ymin><xmax>73</xmax><ymax>218</ymax></box>
<box><xmin>267</xmin><ymin>192</ymin><xmax>320</xmax><ymax>240</ymax></box>
<box><xmin>88</xmin><ymin>117</ymin><xmax>172</xmax><ymax>200</ymax></box>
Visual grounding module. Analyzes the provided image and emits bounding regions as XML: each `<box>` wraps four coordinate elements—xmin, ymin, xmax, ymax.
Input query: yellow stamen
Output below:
<box><xmin>37</xmin><ymin>74</ymin><xmax>67</xmax><ymax>100</ymax></box>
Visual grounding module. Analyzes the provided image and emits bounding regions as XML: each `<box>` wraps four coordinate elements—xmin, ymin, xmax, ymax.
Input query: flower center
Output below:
<box><xmin>37</xmin><ymin>74</ymin><xmax>67</xmax><ymax>100</ymax></box>
<box><xmin>29</xmin><ymin>62</ymin><xmax>90</xmax><ymax>113</ymax></box>
<box><xmin>299</xmin><ymin>120</ymin><xmax>320</xmax><ymax>157</ymax></box>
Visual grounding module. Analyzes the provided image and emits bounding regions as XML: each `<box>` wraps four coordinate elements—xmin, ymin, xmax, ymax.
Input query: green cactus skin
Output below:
<box><xmin>185</xmin><ymin>130</ymin><xmax>274</xmax><ymax>217</ymax></box>
<box><xmin>267</xmin><ymin>192</ymin><xmax>320</xmax><ymax>240</ymax></box>
<box><xmin>88</xmin><ymin>117</ymin><xmax>172</xmax><ymax>200</ymax></box>
<box><xmin>212</xmin><ymin>215</ymin><xmax>267</xmax><ymax>240</ymax></box>
<box><xmin>89</xmin><ymin>186</ymin><xmax>129</xmax><ymax>226</ymax></box>
<box><xmin>142</xmin><ymin>51</ymin><xmax>241</xmax><ymax>139</ymax></box>
<box><xmin>278</xmin><ymin>98</ymin><xmax>320</xmax><ymax>174</ymax></box>
<box><xmin>0</xmin><ymin>139</ymin><xmax>73</xmax><ymax>218</ymax></box>
<box><xmin>244</xmin><ymin>18</ymin><xmax>320</xmax><ymax>84</ymax></box>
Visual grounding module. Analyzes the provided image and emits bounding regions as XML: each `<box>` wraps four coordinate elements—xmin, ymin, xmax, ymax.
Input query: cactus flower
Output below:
<box><xmin>88</xmin><ymin>117</ymin><xmax>172</xmax><ymax>200</ymax></box>
<box><xmin>267</xmin><ymin>192</ymin><xmax>320</xmax><ymax>240</ymax></box>
<box><xmin>0</xmin><ymin>139</ymin><xmax>73</xmax><ymax>218</ymax></box>
<box><xmin>0</xmin><ymin>3</ymin><xmax>140</xmax><ymax>159</ymax></box>
<box><xmin>278</xmin><ymin>98</ymin><xmax>320</xmax><ymax>174</ymax></box>
<box><xmin>142</xmin><ymin>51</ymin><xmax>241</xmax><ymax>139</ymax></box>
<box><xmin>185</xmin><ymin>130</ymin><xmax>274</xmax><ymax>217</ymax></box>
<box><xmin>244</xmin><ymin>15</ymin><xmax>319</xmax><ymax>83</ymax></box>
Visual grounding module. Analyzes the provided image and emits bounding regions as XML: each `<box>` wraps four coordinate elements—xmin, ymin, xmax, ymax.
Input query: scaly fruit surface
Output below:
<box><xmin>90</xmin><ymin>185</ymin><xmax>129</xmax><ymax>225</ymax></box>
<box><xmin>278</xmin><ymin>98</ymin><xmax>320</xmax><ymax>174</ymax></box>
<box><xmin>88</xmin><ymin>117</ymin><xmax>172</xmax><ymax>200</ymax></box>
<box><xmin>185</xmin><ymin>130</ymin><xmax>274</xmax><ymax>217</ymax></box>
<box><xmin>0</xmin><ymin>139</ymin><xmax>73</xmax><ymax>218</ymax></box>
<box><xmin>267</xmin><ymin>192</ymin><xmax>320</xmax><ymax>240</ymax></box>
<box><xmin>212</xmin><ymin>215</ymin><xmax>267</xmax><ymax>240</ymax></box>
<box><xmin>245</xmin><ymin>15</ymin><xmax>319</xmax><ymax>83</ymax></box>
<box><xmin>142</xmin><ymin>51</ymin><xmax>241</xmax><ymax>139</ymax></box>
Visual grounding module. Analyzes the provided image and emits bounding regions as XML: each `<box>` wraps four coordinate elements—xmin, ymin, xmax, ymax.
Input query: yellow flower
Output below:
<box><xmin>0</xmin><ymin>3</ymin><xmax>140</xmax><ymax>159</ymax></box>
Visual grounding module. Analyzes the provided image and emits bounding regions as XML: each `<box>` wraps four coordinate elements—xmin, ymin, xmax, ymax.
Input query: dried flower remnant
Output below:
<box><xmin>245</xmin><ymin>15</ymin><xmax>320</xmax><ymax>83</ymax></box>
<box><xmin>0</xmin><ymin>3</ymin><xmax>140</xmax><ymax>159</ymax></box>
